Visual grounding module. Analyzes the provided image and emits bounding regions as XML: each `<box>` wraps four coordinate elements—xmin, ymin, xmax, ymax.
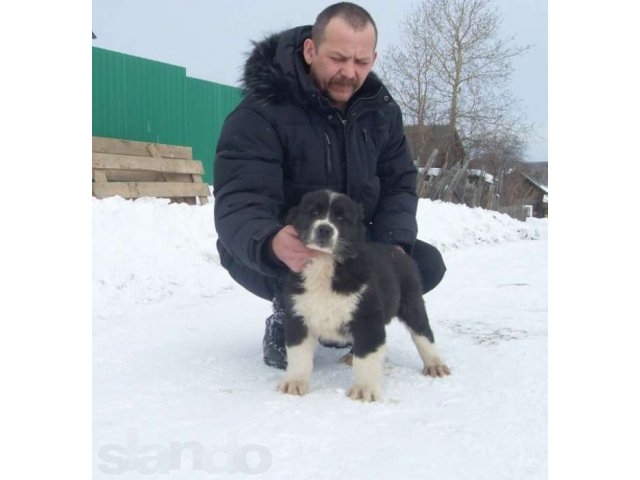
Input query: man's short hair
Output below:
<box><xmin>311</xmin><ymin>2</ymin><xmax>378</xmax><ymax>48</ymax></box>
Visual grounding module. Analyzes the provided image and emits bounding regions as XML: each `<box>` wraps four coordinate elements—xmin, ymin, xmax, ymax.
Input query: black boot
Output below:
<box><xmin>262</xmin><ymin>297</ymin><xmax>287</xmax><ymax>369</ymax></box>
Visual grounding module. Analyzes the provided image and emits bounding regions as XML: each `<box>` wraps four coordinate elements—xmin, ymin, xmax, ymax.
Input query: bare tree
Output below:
<box><xmin>378</xmin><ymin>14</ymin><xmax>433</xmax><ymax>128</ymax></box>
<box><xmin>378</xmin><ymin>16</ymin><xmax>435</xmax><ymax>164</ymax></box>
<box><xmin>379</xmin><ymin>0</ymin><xmax>531</xmax><ymax>158</ymax></box>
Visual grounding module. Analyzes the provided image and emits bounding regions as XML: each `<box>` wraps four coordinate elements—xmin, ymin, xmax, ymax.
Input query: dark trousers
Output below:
<box><xmin>221</xmin><ymin>239</ymin><xmax>447</xmax><ymax>302</ymax></box>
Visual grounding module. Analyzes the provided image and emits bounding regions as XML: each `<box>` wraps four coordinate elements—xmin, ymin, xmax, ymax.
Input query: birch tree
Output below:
<box><xmin>379</xmin><ymin>0</ymin><xmax>531</xmax><ymax>160</ymax></box>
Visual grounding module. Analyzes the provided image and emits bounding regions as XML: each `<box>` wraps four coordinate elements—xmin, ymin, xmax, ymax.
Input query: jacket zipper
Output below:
<box><xmin>316</xmin><ymin>87</ymin><xmax>385</xmax><ymax>195</ymax></box>
<box><xmin>323</xmin><ymin>132</ymin><xmax>333</xmax><ymax>179</ymax></box>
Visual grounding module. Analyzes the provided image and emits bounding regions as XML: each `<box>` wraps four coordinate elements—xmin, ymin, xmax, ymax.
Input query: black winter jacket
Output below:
<box><xmin>213</xmin><ymin>26</ymin><xmax>418</xmax><ymax>279</ymax></box>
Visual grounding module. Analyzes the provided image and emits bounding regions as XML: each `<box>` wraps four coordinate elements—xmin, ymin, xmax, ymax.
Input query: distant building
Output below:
<box><xmin>502</xmin><ymin>171</ymin><xmax>548</xmax><ymax>218</ymax></box>
<box><xmin>405</xmin><ymin>124</ymin><xmax>465</xmax><ymax>169</ymax></box>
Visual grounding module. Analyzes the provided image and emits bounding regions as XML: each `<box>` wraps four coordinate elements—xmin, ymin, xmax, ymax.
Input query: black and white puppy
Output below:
<box><xmin>278</xmin><ymin>190</ymin><xmax>450</xmax><ymax>402</ymax></box>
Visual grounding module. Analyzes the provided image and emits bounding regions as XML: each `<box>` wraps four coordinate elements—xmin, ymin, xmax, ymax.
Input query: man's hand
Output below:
<box><xmin>271</xmin><ymin>225</ymin><xmax>319</xmax><ymax>273</ymax></box>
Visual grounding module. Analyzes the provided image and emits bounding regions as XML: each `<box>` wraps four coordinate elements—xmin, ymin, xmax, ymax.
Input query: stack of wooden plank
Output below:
<box><xmin>92</xmin><ymin>136</ymin><xmax>210</xmax><ymax>205</ymax></box>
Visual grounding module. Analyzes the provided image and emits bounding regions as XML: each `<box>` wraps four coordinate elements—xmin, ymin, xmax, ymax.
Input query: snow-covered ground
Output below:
<box><xmin>93</xmin><ymin>195</ymin><xmax>547</xmax><ymax>479</ymax></box>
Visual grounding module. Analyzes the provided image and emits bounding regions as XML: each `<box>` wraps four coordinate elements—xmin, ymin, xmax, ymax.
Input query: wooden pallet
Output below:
<box><xmin>92</xmin><ymin>136</ymin><xmax>210</xmax><ymax>205</ymax></box>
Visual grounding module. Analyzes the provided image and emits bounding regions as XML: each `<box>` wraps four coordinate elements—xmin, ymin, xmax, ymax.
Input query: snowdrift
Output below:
<box><xmin>93</xmin><ymin>195</ymin><xmax>546</xmax><ymax>316</ymax></box>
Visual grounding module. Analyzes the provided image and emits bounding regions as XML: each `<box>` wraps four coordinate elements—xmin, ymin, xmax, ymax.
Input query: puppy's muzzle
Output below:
<box><xmin>309</xmin><ymin>222</ymin><xmax>336</xmax><ymax>251</ymax></box>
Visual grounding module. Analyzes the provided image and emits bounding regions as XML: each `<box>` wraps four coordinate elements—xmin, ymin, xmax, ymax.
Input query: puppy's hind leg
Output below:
<box><xmin>398</xmin><ymin>294</ymin><xmax>451</xmax><ymax>378</ymax></box>
<box><xmin>410</xmin><ymin>332</ymin><xmax>450</xmax><ymax>377</ymax></box>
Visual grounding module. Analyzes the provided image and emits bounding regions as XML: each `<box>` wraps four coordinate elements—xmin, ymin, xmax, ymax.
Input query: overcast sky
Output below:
<box><xmin>92</xmin><ymin>0</ymin><xmax>547</xmax><ymax>162</ymax></box>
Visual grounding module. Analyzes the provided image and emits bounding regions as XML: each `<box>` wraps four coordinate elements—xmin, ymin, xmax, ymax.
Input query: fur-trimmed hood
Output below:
<box><xmin>241</xmin><ymin>26</ymin><xmax>386</xmax><ymax>107</ymax></box>
<box><xmin>242</xmin><ymin>26</ymin><xmax>311</xmax><ymax>105</ymax></box>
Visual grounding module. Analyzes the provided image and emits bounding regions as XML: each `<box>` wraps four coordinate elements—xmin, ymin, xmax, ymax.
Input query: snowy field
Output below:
<box><xmin>93</xmin><ymin>194</ymin><xmax>548</xmax><ymax>479</ymax></box>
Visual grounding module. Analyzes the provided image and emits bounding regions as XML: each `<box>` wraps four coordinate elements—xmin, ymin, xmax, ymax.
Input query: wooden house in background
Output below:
<box><xmin>405</xmin><ymin>124</ymin><xmax>548</xmax><ymax>219</ymax></box>
<box><xmin>405</xmin><ymin>124</ymin><xmax>465</xmax><ymax>169</ymax></box>
<box><xmin>502</xmin><ymin>171</ymin><xmax>548</xmax><ymax>218</ymax></box>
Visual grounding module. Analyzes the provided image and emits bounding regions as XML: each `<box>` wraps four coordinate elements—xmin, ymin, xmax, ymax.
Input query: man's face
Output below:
<box><xmin>303</xmin><ymin>17</ymin><xmax>377</xmax><ymax>110</ymax></box>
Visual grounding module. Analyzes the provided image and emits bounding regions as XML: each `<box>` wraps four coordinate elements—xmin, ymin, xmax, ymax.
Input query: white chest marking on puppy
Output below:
<box><xmin>292</xmin><ymin>255</ymin><xmax>366</xmax><ymax>342</ymax></box>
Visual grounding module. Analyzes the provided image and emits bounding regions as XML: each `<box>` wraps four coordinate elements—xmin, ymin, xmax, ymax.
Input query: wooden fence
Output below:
<box><xmin>416</xmin><ymin>149</ymin><xmax>497</xmax><ymax>209</ymax></box>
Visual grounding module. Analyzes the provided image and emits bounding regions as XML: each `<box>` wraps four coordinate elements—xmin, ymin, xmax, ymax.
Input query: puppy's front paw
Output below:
<box><xmin>347</xmin><ymin>384</ymin><xmax>381</xmax><ymax>402</ymax></box>
<box><xmin>278</xmin><ymin>378</ymin><xmax>309</xmax><ymax>396</ymax></box>
<box><xmin>422</xmin><ymin>361</ymin><xmax>451</xmax><ymax>377</ymax></box>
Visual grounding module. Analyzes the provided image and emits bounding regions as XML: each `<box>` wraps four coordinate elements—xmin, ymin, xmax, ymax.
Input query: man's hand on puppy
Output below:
<box><xmin>272</xmin><ymin>225</ymin><xmax>319</xmax><ymax>272</ymax></box>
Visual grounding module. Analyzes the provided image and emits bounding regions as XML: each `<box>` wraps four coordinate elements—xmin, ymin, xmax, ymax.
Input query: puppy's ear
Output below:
<box><xmin>285</xmin><ymin>206</ymin><xmax>300</xmax><ymax>225</ymax></box>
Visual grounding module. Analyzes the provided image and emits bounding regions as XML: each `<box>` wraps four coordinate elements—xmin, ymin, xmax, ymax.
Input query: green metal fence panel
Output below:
<box><xmin>185</xmin><ymin>77</ymin><xmax>243</xmax><ymax>185</ymax></box>
<box><xmin>92</xmin><ymin>47</ymin><xmax>242</xmax><ymax>184</ymax></box>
